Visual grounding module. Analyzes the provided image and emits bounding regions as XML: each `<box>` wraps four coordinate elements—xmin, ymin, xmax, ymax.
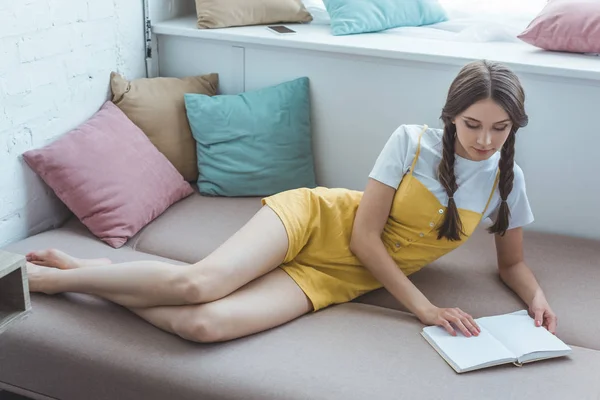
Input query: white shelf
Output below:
<box><xmin>152</xmin><ymin>15</ymin><xmax>600</xmax><ymax>82</ymax></box>
<box><xmin>0</xmin><ymin>250</ymin><xmax>30</xmax><ymax>335</ymax></box>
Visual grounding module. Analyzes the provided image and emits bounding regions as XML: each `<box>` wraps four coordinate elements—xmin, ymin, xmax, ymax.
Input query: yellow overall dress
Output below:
<box><xmin>262</xmin><ymin>126</ymin><xmax>499</xmax><ymax>311</ymax></box>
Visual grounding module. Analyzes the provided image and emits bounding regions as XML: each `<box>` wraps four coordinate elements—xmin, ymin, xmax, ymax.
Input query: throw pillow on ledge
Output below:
<box><xmin>194</xmin><ymin>0</ymin><xmax>312</xmax><ymax>29</ymax></box>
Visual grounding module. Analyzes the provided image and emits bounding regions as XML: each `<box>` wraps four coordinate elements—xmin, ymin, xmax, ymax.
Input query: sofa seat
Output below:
<box><xmin>129</xmin><ymin>192</ymin><xmax>263</xmax><ymax>263</ymax></box>
<box><xmin>134</xmin><ymin>191</ymin><xmax>600</xmax><ymax>350</ymax></box>
<box><xmin>1</xmin><ymin>191</ymin><xmax>600</xmax><ymax>399</ymax></box>
<box><xmin>0</xmin><ymin>266</ymin><xmax>599</xmax><ymax>399</ymax></box>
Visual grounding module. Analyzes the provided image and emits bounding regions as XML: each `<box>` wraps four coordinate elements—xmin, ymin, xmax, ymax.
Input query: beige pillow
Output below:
<box><xmin>110</xmin><ymin>72</ymin><xmax>218</xmax><ymax>182</ymax></box>
<box><xmin>195</xmin><ymin>0</ymin><xmax>313</xmax><ymax>29</ymax></box>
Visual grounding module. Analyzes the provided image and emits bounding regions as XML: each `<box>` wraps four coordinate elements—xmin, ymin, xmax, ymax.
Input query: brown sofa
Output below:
<box><xmin>1</xmin><ymin>190</ymin><xmax>599</xmax><ymax>400</ymax></box>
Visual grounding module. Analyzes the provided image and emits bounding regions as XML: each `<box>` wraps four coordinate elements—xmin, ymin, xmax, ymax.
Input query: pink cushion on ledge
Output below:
<box><xmin>23</xmin><ymin>101</ymin><xmax>194</xmax><ymax>248</ymax></box>
<box><xmin>518</xmin><ymin>0</ymin><xmax>600</xmax><ymax>54</ymax></box>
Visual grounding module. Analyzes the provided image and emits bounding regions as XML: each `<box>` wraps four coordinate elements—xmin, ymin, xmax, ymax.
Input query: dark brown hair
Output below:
<box><xmin>437</xmin><ymin>60</ymin><xmax>528</xmax><ymax>241</ymax></box>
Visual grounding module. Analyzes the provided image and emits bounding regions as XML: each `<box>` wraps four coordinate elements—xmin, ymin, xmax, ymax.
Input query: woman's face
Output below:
<box><xmin>453</xmin><ymin>97</ymin><xmax>513</xmax><ymax>161</ymax></box>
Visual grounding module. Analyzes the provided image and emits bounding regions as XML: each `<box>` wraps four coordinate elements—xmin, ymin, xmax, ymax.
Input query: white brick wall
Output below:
<box><xmin>0</xmin><ymin>0</ymin><xmax>146</xmax><ymax>246</ymax></box>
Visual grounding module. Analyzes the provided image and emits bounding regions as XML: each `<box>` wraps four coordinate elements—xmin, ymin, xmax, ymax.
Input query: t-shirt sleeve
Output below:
<box><xmin>488</xmin><ymin>163</ymin><xmax>534</xmax><ymax>230</ymax></box>
<box><xmin>368</xmin><ymin>125</ymin><xmax>416</xmax><ymax>189</ymax></box>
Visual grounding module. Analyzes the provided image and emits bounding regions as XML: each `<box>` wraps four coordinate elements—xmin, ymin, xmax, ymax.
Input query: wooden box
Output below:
<box><xmin>0</xmin><ymin>250</ymin><xmax>31</xmax><ymax>335</ymax></box>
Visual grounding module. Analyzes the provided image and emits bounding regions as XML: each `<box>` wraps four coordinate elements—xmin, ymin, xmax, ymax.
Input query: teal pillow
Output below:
<box><xmin>323</xmin><ymin>0</ymin><xmax>448</xmax><ymax>36</ymax></box>
<box><xmin>184</xmin><ymin>77</ymin><xmax>317</xmax><ymax>197</ymax></box>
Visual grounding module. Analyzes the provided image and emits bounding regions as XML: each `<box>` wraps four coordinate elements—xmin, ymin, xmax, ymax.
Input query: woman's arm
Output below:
<box><xmin>495</xmin><ymin>227</ymin><xmax>557</xmax><ymax>333</ymax></box>
<box><xmin>350</xmin><ymin>179</ymin><xmax>480</xmax><ymax>337</ymax></box>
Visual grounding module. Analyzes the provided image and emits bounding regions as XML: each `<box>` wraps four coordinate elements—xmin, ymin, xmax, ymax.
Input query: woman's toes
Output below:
<box><xmin>25</xmin><ymin>249</ymin><xmax>75</xmax><ymax>270</ymax></box>
<box><xmin>26</xmin><ymin>251</ymin><xmax>45</xmax><ymax>263</ymax></box>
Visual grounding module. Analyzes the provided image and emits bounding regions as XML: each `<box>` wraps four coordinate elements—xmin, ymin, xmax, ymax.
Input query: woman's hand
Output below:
<box><xmin>529</xmin><ymin>290</ymin><xmax>557</xmax><ymax>334</ymax></box>
<box><xmin>418</xmin><ymin>306</ymin><xmax>481</xmax><ymax>337</ymax></box>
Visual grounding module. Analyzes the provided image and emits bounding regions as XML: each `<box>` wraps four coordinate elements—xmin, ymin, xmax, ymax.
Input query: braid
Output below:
<box><xmin>437</xmin><ymin>123</ymin><xmax>464</xmax><ymax>241</ymax></box>
<box><xmin>438</xmin><ymin>59</ymin><xmax>527</xmax><ymax>238</ymax></box>
<box><xmin>488</xmin><ymin>131</ymin><xmax>516</xmax><ymax>236</ymax></box>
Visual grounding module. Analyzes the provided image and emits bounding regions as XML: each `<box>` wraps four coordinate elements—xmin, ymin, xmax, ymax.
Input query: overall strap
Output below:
<box><xmin>482</xmin><ymin>169</ymin><xmax>501</xmax><ymax>216</ymax></box>
<box><xmin>409</xmin><ymin>125</ymin><xmax>428</xmax><ymax>175</ymax></box>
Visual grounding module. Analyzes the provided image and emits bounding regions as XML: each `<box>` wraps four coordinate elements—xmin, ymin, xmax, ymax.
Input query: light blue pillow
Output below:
<box><xmin>184</xmin><ymin>77</ymin><xmax>317</xmax><ymax>197</ymax></box>
<box><xmin>322</xmin><ymin>0</ymin><xmax>448</xmax><ymax>36</ymax></box>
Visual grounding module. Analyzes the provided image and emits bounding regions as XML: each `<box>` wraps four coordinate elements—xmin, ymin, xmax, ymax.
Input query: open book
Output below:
<box><xmin>421</xmin><ymin>310</ymin><xmax>572</xmax><ymax>373</ymax></box>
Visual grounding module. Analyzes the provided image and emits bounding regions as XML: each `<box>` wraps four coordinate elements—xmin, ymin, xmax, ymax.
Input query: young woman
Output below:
<box><xmin>26</xmin><ymin>59</ymin><xmax>557</xmax><ymax>343</ymax></box>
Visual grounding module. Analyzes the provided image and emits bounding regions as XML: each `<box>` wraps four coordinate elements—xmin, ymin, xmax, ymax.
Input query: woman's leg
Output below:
<box><xmin>26</xmin><ymin>206</ymin><xmax>289</xmax><ymax>308</ymax></box>
<box><xmin>130</xmin><ymin>268</ymin><xmax>312</xmax><ymax>343</ymax></box>
<box><xmin>27</xmin><ymin>249</ymin><xmax>313</xmax><ymax>342</ymax></box>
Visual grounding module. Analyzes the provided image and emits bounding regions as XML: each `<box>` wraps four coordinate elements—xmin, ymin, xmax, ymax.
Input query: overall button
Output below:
<box><xmin>419</xmin><ymin>233</ymin><xmax>425</xmax><ymax>237</ymax></box>
<box><xmin>438</xmin><ymin>209</ymin><xmax>444</xmax><ymax>214</ymax></box>
<box><xmin>429</xmin><ymin>222</ymin><xmax>435</xmax><ymax>227</ymax></box>
<box><xmin>395</xmin><ymin>242</ymin><xmax>401</xmax><ymax>248</ymax></box>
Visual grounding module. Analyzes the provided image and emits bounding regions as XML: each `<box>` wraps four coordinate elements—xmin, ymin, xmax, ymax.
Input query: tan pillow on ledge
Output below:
<box><xmin>195</xmin><ymin>0</ymin><xmax>313</xmax><ymax>29</ymax></box>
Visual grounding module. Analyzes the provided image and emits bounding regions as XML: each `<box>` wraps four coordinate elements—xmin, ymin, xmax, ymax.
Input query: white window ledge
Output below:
<box><xmin>152</xmin><ymin>15</ymin><xmax>600</xmax><ymax>82</ymax></box>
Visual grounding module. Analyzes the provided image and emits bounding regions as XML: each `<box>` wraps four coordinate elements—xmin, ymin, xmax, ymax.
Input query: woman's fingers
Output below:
<box><xmin>546</xmin><ymin>314</ymin><xmax>558</xmax><ymax>334</ymax></box>
<box><xmin>451</xmin><ymin>316</ymin><xmax>473</xmax><ymax>337</ymax></box>
<box><xmin>460</xmin><ymin>310</ymin><xmax>481</xmax><ymax>335</ymax></box>
<box><xmin>434</xmin><ymin>308</ymin><xmax>481</xmax><ymax>337</ymax></box>
<box><xmin>443</xmin><ymin>310</ymin><xmax>470</xmax><ymax>337</ymax></box>
<box><xmin>440</xmin><ymin>319</ymin><xmax>457</xmax><ymax>336</ymax></box>
<box><xmin>461</xmin><ymin>317</ymin><xmax>480</xmax><ymax>336</ymax></box>
<box><xmin>534</xmin><ymin>308</ymin><xmax>544</xmax><ymax>327</ymax></box>
<box><xmin>441</xmin><ymin>309</ymin><xmax>480</xmax><ymax>337</ymax></box>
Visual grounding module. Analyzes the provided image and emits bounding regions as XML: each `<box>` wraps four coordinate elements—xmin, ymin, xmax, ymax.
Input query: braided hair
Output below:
<box><xmin>437</xmin><ymin>60</ymin><xmax>528</xmax><ymax>241</ymax></box>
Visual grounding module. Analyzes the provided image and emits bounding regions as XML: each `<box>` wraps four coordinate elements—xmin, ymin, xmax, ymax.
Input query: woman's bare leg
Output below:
<box><xmin>26</xmin><ymin>206</ymin><xmax>289</xmax><ymax>308</ymax></box>
<box><xmin>129</xmin><ymin>268</ymin><xmax>313</xmax><ymax>343</ymax></box>
<box><xmin>27</xmin><ymin>250</ymin><xmax>313</xmax><ymax>342</ymax></box>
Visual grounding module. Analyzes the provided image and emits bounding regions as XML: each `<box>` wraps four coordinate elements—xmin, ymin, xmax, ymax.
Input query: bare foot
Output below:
<box><xmin>26</xmin><ymin>249</ymin><xmax>111</xmax><ymax>270</ymax></box>
<box><xmin>26</xmin><ymin>262</ymin><xmax>59</xmax><ymax>294</ymax></box>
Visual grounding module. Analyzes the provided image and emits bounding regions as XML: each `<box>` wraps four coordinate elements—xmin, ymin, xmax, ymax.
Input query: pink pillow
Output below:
<box><xmin>518</xmin><ymin>0</ymin><xmax>600</xmax><ymax>54</ymax></box>
<box><xmin>23</xmin><ymin>101</ymin><xmax>194</xmax><ymax>248</ymax></box>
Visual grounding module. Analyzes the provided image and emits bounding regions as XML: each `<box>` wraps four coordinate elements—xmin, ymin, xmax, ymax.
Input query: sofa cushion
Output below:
<box><xmin>134</xmin><ymin>191</ymin><xmax>263</xmax><ymax>263</ymax></box>
<box><xmin>355</xmin><ymin>227</ymin><xmax>600</xmax><ymax>350</ymax></box>
<box><xmin>2</xmin><ymin>220</ymin><xmax>599</xmax><ymax>399</ymax></box>
<box><xmin>1</xmin><ymin>294</ymin><xmax>598</xmax><ymax>400</ymax></box>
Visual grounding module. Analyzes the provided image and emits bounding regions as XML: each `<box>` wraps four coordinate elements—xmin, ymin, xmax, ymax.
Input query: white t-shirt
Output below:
<box><xmin>369</xmin><ymin>124</ymin><xmax>534</xmax><ymax>230</ymax></box>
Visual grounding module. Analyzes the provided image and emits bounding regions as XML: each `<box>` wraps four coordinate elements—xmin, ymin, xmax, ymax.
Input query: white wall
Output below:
<box><xmin>0</xmin><ymin>0</ymin><xmax>146</xmax><ymax>247</ymax></box>
<box><xmin>157</xmin><ymin>36</ymin><xmax>600</xmax><ymax>241</ymax></box>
